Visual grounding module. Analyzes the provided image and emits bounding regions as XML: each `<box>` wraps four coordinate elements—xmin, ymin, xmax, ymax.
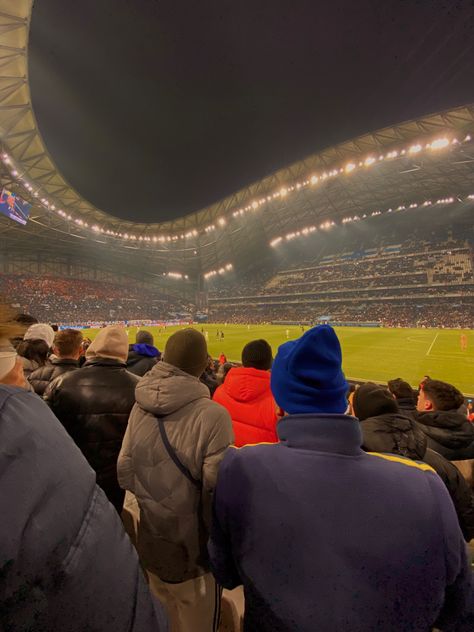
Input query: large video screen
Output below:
<box><xmin>0</xmin><ymin>188</ymin><xmax>31</xmax><ymax>225</ymax></box>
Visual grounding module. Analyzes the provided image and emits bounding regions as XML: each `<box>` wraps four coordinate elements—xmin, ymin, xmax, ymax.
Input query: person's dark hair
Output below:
<box><xmin>422</xmin><ymin>379</ymin><xmax>464</xmax><ymax>412</ymax></box>
<box><xmin>54</xmin><ymin>329</ymin><xmax>83</xmax><ymax>357</ymax></box>
<box><xmin>241</xmin><ymin>339</ymin><xmax>273</xmax><ymax>370</ymax></box>
<box><xmin>136</xmin><ymin>330</ymin><xmax>154</xmax><ymax>346</ymax></box>
<box><xmin>387</xmin><ymin>378</ymin><xmax>415</xmax><ymax>401</ymax></box>
<box><xmin>16</xmin><ymin>339</ymin><xmax>50</xmax><ymax>367</ymax></box>
<box><xmin>51</xmin><ymin>324</ymin><xmax>59</xmax><ymax>332</ymax></box>
<box><xmin>13</xmin><ymin>313</ymin><xmax>38</xmax><ymax>327</ymax></box>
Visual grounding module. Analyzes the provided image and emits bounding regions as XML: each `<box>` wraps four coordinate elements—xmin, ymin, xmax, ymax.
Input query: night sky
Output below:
<box><xmin>29</xmin><ymin>0</ymin><xmax>474</xmax><ymax>223</ymax></box>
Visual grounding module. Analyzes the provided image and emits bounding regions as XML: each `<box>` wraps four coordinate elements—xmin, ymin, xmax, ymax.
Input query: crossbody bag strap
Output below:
<box><xmin>157</xmin><ymin>418</ymin><xmax>202</xmax><ymax>489</ymax></box>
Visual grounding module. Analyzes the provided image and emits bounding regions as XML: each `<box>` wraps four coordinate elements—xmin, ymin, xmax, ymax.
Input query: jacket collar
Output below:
<box><xmin>396</xmin><ymin>397</ymin><xmax>416</xmax><ymax>409</ymax></box>
<box><xmin>277</xmin><ymin>414</ymin><xmax>363</xmax><ymax>456</ymax></box>
<box><xmin>83</xmin><ymin>357</ymin><xmax>127</xmax><ymax>368</ymax></box>
<box><xmin>51</xmin><ymin>357</ymin><xmax>79</xmax><ymax>367</ymax></box>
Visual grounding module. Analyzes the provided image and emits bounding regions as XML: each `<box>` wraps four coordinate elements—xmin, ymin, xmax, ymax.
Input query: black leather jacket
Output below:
<box><xmin>29</xmin><ymin>357</ymin><xmax>79</xmax><ymax>396</ymax></box>
<box><xmin>44</xmin><ymin>357</ymin><xmax>139</xmax><ymax>511</ymax></box>
<box><xmin>360</xmin><ymin>412</ymin><xmax>474</xmax><ymax>541</ymax></box>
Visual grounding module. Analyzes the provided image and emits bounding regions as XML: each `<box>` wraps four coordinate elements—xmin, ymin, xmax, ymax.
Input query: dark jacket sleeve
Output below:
<box><xmin>424</xmin><ymin>448</ymin><xmax>474</xmax><ymax>542</ymax></box>
<box><xmin>427</xmin><ymin>471</ymin><xmax>474</xmax><ymax>631</ymax></box>
<box><xmin>208</xmin><ymin>449</ymin><xmax>242</xmax><ymax>589</ymax></box>
<box><xmin>0</xmin><ymin>386</ymin><xmax>168</xmax><ymax>632</ymax></box>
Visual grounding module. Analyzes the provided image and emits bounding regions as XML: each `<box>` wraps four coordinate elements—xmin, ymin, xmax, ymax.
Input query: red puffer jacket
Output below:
<box><xmin>213</xmin><ymin>367</ymin><xmax>278</xmax><ymax>446</ymax></box>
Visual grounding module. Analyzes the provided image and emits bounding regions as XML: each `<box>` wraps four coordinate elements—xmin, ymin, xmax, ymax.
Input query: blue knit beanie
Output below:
<box><xmin>271</xmin><ymin>324</ymin><xmax>348</xmax><ymax>415</ymax></box>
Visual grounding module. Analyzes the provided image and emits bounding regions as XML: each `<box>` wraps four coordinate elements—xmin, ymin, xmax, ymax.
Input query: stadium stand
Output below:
<box><xmin>207</xmin><ymin>212</ymin><xmax>474</xmax><ymax>327</ymax></box>
<box><xmin>0</xmin><ymin>275</ymin><xmax>194</xmax><ymax>323</ymax></box>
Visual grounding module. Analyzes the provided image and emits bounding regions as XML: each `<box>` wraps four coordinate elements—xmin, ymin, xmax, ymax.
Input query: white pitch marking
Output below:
<box><xmin>425</xmin><ymin>332</ymin><xmax>439</xmax><ymax>356</ymax></box>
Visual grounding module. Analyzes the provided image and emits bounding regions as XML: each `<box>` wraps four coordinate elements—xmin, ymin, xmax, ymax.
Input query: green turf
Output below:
<box><xmin>84</xmin><ymin>324</ymin><xmax>474</xmax><ymax>395</ymax></box>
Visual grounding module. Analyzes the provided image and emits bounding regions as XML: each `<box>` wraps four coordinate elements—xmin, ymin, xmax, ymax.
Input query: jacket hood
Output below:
<box><xmin>135</xmin><ymin>360</ymin><xmax>210</xmax><ymax>417</ymax></box>
<box><xmin>416</xmin><ymin>410</ymin><xmax>474</xmax><ymax>449</ymax></box>
<box><xmin>222</xmin><ymin>366</ymin><xmax>272</xmax><ymax>403</ymax></box>
<box><xmin>360</xmin><ymin>412</ymin><xmax>427</xmax><ymax>460</ymax></box>
<box><xmin>130</xmin><ymin>343</ymin><xmax>160</xmax><ymax>358</ymax></box>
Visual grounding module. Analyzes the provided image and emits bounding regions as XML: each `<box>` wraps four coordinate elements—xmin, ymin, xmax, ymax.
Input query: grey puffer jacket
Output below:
<box><xmin>118</xmin><ymin>361</ymin><xmax>234</xmax><ymax>583</ymax></box>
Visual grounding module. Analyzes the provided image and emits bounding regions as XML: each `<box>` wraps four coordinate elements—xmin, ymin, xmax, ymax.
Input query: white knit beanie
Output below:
<box><xmin>23</xmin><ymin>323</ymin><xmax>55</xmax><ymax>348</ymax></box>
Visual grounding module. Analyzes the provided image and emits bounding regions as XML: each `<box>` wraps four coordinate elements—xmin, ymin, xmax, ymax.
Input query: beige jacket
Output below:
<box><xmin>118</xmin><ymin>361</ymin><xmax>233</xmax><ymax>582</ymax></box>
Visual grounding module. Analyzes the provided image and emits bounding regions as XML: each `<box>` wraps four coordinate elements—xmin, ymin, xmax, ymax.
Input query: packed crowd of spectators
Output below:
<box><xmin>207</xmin><ymin>237</ymin><xmax>474</xmax><ymax>328</ymax></box>
<box><xmin>0</xmin><ymin>274</ymin><xmax>193</xmax><ymax>323</ymax></box>
<box><xmin>1</xmin><ymin>309</ymin><xmax>474</xmax><ymax>631</ymax></box>
<box><xmin>207</xmin><ymin>300</ymin><xmax>474</xmax><ymax>328</ymax></box>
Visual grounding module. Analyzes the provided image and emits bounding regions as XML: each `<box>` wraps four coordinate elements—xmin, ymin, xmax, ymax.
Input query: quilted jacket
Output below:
<box><xmin>213</xmin><ymin>367</ymin><xmax>278</xmax><ymax>446</ymax></box>
<box><xmin>118</xmin><ymin>361</ymin><xmax>234</xmax><ymax>582</ymax></box>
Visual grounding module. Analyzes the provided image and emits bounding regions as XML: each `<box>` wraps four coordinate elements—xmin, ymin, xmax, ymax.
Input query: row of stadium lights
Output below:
<box><xmin>1</xmin><ymin>133</ymin><xmax>471</xmax><ymax>245</ymax></box>
<box><xmin>269</xmin><ymin>195</ymin><xmax>472</xmax><ymax>247</ymax></box>
<box><xmin>204</xmin><ymin>263</ymin><xmax>233</xmax><ymax>280</ymax></box>
<box><xmin>230</xmin><ymin>135</ymin><xmax>471</xmax><ymax>222</ymax></box>
<box><xmin>162</xmin><ymin>271</ymin><xmax>189</xmax><ymax>280</ymax></box>
<box><xmin>133</xmin><ymin>267</ymin><xmax>234</xmax><ymax>281</ymax></box>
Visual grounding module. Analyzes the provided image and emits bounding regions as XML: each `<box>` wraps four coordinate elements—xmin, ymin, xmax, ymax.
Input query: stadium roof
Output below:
<box><xmin>1</xmin><ymin>0</ymin><xmax>474</xmax><ymax>279</ymax></box>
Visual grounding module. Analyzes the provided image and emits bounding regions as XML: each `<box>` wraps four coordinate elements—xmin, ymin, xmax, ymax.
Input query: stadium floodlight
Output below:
<box><xmin>280</xmin><ymin>187</ymin><xmax>288</xmax><ymax>197</ymax></box>
<box><xmin>364</xmin><ymin>156</ymin><xmax>376</xmax><ymax>166</ymax></box>
<box><xmin>430</xmin><ymin>138</ymin><xmax>449</xmax><ymax>150</ymax></box>
<box><xmin>252</xmin><ymin>201</ymin><xmax>258</xmax><ymax>209</ymax></box>
<box><xmin>345</xmin><ymin>162</ymin><xmax>356</xmax><ymax>173</ymax></box>
<box><xmin>409</xmin><ymin>144</ymin><xmax>422</xmax><ymax>154</ymax></box>
<box><xmin>310</xmin><ymin>175</ymin><xmax>319</xmax><ymax>185</ymax></box>
<box><xmin>218</xmin><ymin>217</ymin><xmax>226</xmax><ymax>226</ymax></box>
<box><xmin>270</xmin><ymin>237</ymin><xmax>283</xmax><ymax>247</ymax></box>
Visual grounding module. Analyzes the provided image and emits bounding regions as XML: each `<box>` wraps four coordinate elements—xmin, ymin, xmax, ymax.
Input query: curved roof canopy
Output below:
<box><xmin>0</xmin><ymin>0</ymin><xmax>474</xmax><ymax>278</ymax></box>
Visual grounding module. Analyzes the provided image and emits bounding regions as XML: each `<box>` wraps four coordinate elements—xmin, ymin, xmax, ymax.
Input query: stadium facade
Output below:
<box><xmin>0</xmin><ymin>0</ymin><xmax>473</xmax><ymax>312</ymax></box>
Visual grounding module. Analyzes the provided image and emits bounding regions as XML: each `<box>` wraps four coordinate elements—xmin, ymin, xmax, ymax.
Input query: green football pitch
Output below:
<box><xmin>85</xmin><ymin>324</ymin><xmax>474</xmax><ymax>395</ymax></box>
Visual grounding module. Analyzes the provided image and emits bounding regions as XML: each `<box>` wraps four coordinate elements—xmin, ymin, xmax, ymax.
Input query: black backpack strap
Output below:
<box><xmin>157</xmin><ymin>419</ymin><xmax>202</xmax><ymax>489</ymax></box>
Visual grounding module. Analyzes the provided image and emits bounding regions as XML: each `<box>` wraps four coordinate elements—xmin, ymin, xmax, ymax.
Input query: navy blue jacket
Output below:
<box><xmin>209</xmin><ymin>414</ymin><xmax>473</xmax><ymax>632</ymax></box>
<box><xmin>0</xmin><ymin>385</ymin><xmax>168</xmax><ymax>632</ymax></box>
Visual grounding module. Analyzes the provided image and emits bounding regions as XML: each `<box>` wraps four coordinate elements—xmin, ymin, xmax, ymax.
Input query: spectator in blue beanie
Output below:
<box><xmin>209</xmin><ymin>324</ymin><xmax>473</xmax><ymax>632</ymax></box>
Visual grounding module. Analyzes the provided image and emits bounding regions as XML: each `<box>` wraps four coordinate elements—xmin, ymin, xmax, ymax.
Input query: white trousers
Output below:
<box><xmin>148</xmin><ymin>571</ymin><xmax>221</xmax><ymax>632</ymax></box>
